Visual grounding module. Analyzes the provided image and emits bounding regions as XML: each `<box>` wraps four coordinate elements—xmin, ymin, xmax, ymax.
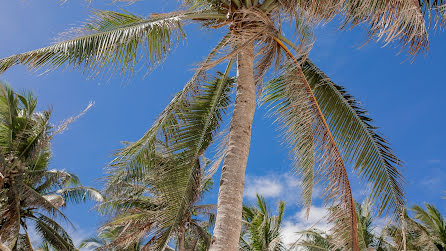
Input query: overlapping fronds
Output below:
<box><xmin>263</xmin><ymin>62</ymin><xmax>358</xmax><ymax>249</ymax></box>
<box><xmin>32</xmin><ymin>214</ymin><xmax>76</xmax><ymax>250</ymax></box>
<box><xmin>112</xmin><ymin>34</ymin><xmax>232</xmax><ymax>179</ymax></box>
<box><xmin>277</xmin><ymin>0</ymin><xmax>430</xmax><ymax>56</ymax></box>
<box><xmin>411</xmin><ymin>203</ymin><xmax>446</xmax><ymax>247</ymax></box>
<box><xmin>240</xmin><ymin>195</ymin><xmax>286</xmax><ymax>251</ymax></box>
<box><xmin>0</xmin><ymin>82</ymin><xmax>99</xmax><ymax>250</ymax></box>
<box><xmin>300</xmin><ymin>59</ymin><xmax>405</xmax><ymax>220</ymax></box>
<box><xmin>292</xmin><ymin>229</ymin><xmax>335</xmax><ymax>250</ymax></box>
<box><xmin>103</xmin><ymin>68</ymin><xmax>235</xmax><ymax>250</ymax></box>
<box><xmin>0</xmin><ymin>10</ymin><xmax>187</xmax><ymax>77</ymax></box>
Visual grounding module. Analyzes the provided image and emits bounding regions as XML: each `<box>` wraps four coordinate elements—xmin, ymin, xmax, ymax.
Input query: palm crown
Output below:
<box><xmin>0</xmin><ymin>82</ymin><xmax>102</xmax><ymax>250</ymax></box>
<box><xmin>0</xmin><ymin>0</ymin><xmax>445</xmax><ymax>250</ymax></box>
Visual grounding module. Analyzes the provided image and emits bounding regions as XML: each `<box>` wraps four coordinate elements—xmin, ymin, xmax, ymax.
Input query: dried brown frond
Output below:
<box><xmin>278</xmin><ymin>0</ymin><xmax>429</xmax><ymax>56</ymax></box>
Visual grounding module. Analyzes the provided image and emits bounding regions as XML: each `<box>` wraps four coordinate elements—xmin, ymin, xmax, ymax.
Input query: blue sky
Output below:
<box><xmin>1</xmin><ymin>0</ymin><xmax>446</xmax><ymax>247</ymax></box>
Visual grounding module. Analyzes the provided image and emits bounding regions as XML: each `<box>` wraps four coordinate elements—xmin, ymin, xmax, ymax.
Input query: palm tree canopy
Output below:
<box><xmin>240</xmin><ymin>194</ymin><xmax>286</xmax><ymax>251</ymax></box>
<box><xmin>0</xmin><ymin>82</ymin><xmax>103</xmax><ymax>250</ymax></box>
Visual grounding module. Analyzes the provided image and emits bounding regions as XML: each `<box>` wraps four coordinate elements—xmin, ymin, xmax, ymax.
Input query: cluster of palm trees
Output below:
<box><xmin>0</xmin><ymin>0</ymin><xmax>445</xmax><ymax>250</ymax></box>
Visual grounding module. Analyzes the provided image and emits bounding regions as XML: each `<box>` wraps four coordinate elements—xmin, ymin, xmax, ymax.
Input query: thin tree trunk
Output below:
<box><xmin>210</xmin><ymin>42</ymin><xmax>256</xmax><ymax>251</ymax></box>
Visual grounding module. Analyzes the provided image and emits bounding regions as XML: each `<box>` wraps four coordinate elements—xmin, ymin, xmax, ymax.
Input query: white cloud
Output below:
<box><xmin>244</xmin><ymin>174</ymin><xmax>321</xmax><ymax>208</ymax></box>
<box><xmin>281</xmin><ymin>206</ymin><xmax>331</xmax><ymax>247</ymax></box>
<box><xmin>245</xmin><ymin>176</ymin><xmax>283</xmax><ymax>199</ymax></box>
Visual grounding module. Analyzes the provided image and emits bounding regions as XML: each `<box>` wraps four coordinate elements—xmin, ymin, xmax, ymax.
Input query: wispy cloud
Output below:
<box><xmin>244</xmin><ymin>174</ymin><xmax>322</xmax><ymax>208</ymax></box>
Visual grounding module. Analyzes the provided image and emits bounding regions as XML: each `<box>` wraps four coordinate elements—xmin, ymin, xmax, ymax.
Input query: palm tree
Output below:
<box><xmin>98</xmin><ymin>136</ymin><xmax>219</xmax><ymax>250</ymax></box>
<box><xmin>0</xmin><ymin>82</ymin><xmax>103</xmax><ymax>250</ymax></box>
<box><xmin>239</xmin><ymin>195</ymin><xmax>286</xmax><ymax>251</ymax></box>
<box><xmin>408</xmin><ymin>203</ymin><xmax>446</xmax><ymax>250</ymax></box>
<box><xmin>294</xmin><ymin>200</ymin><xmax>394</xmax><ymax>250</ymax></box>
<box><xmin>385</xmin><ymin>204</ymin><xmax>446</xmax><ymax>251</ymax></box>
<box><xmin>1</xmin><ymin>1</ymin><xmax>445</xmax><ymax>250</ymax></box>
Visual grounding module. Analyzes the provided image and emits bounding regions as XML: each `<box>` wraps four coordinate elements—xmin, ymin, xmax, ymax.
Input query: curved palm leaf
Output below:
<box><xmin>263</xmin><ymin>62</ymin><xmax>358</xmax><ymax>249</ymax></box>
<box><xmin>301</xmin><ymin>59</ymin><xmax>404</xmax><ymax>219</ymax></box>
<box><xmin>0</xmin><ymin>10</ymin><xmax>187</xmax><ymax>76</ymax></box>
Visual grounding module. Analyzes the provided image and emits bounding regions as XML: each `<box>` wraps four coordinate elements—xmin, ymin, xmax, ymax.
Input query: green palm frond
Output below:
<box><xmin>0</xmin><ymin>10</ymin><xmax>187</xmax><ymax>76</ymax></box>
<box><xmin>263</xmin><ymin>61</ymin><xmax>358</xmax><ymax>249</ymax></box>
<box><xmin>103</xmin><ymin>65</ymin><xmax>235</xmax><ymax>250</ymax></box>
<box><xmin>240</xmin><ymin>195</ymin><xmax>286</xmax><ymax>251</ymax></box>
<box><xmin>33</xmin><ymin>214</ymin><xmax>76</xmax><ymax>251</ymax></box>
<box><xmin>411</xmin><ymin>203</ymin><xmax>446</xmax><ymax>248</ymax></box>
<box><xmin>301</xmin><ymin>59</ymin><xmax>404</xmax><ymax>219</ymax></box>
<box><xmin>20</xmin><ymin>183</ymin><xmax>69</xmax><ymax>220</ymax></box>
<box><xmin>113</xmin><ymin>33</ymin><xmax>232</xmax><ymax>176</ymax></box>
<box><xmin>293</xmin><ymin>229</ymin><xmax>335</xmax><ymax>251</ymax></box>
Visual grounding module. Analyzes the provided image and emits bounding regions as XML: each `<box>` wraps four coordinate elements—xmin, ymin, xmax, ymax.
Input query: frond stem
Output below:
<box><xmin>273</xmin><ymin>35</ymin><xmax>359</xmax><ymax>250</ymax></box>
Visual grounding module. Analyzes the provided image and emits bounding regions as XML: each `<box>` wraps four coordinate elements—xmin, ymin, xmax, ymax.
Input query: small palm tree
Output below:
<box><xmin>239</xmin><ymin>195</ymin><xmax>285</xmax><ymax>251</ymax></box>
<box><xmin>1</xmin><ymin>1</ymin><xmax>446</xmax><ymax>250</ymax></box>
<box><xmin>0</xmin><ymin>82</ymin><xmax>102</xmax><ymax>250</ymax></box>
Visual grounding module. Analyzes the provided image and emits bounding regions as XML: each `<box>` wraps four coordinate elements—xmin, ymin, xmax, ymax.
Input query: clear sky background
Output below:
<box><xmin>1</xmin><ymin>0</ymin><xmax>446</xmax><ymax>248</ymax></box>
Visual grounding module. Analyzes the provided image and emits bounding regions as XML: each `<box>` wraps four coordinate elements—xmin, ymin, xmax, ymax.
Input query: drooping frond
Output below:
<box><xmin>301</xmin><ymin>59</ymin><xmax>405</xmax><ymax>220</ymax></box>
<box><xmin>263</xmin><ymin>62</ymin><xmax>358</xmax><ymax>249</ymax></box>
<box><xmin>0</xmin><ymin>10</ymin><xmax>187</xmax><ymax>76</ymax></box>
<box><xmin>104</xmin><ymin>66</ymin><xmax>235</xmax><ymax>249</ymax></box>
<box><xmin>32</xmin><ymin>214</ymin><xmax>76</xmax><ymax>250</ymax></box>
<box><xmin>277</xmin><ymin>0</ymin><xmax>430</xmax><ymax>56</ymax></box>
<box><xmin>112</xmin><ymin>33</ymin><xmax>232</xmax><ymax>179</ymax></box>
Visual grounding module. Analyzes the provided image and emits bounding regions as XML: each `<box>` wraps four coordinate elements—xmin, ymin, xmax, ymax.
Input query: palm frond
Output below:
<box><xmin>57</xmin><ymin>186</ymin><xmax>104</xmax><ymax>204</ymax></box>
<box><xmin>32</xmin><ymin>215</ymin><xmax>76</xmax><ymax>251</ymax></box>
<box><xmin>0</xmin><ymin>10</ymin><xmax>187</xmax><ymax>76</ymax></box>
<box><xmin>278</xmin><ymin>0</ymin><xmax>430</xmax><ymax>56</ymax></box>
<box><xmin>263</xmin><ymin>62</ymin><xmax>358</xmax><ymax>249</ymax></box>
<box><xmin>301</xmin><ymin>59</ymin><xmax>405</xmax><ymax>220</ymax></box>
<box><xmin>104</xmin><ymin>65</ymin><xmax>235</xmax><ymax>249</ymax></box>
<box><xmin>112</xmin><ymin>33</ymin><xmax>232</xmax><ymax>176</ymax></box>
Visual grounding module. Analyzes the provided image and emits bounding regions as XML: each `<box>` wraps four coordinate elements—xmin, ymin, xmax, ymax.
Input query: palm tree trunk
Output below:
<box><xmin>178</xmin><ymin>226</ymin><xmax>185</xmax><ymax>251</ymax></box>
<box><xmin>210</xmin><ymin>42</ymin><xmax>256</xmax><ymax>251</ymax></box>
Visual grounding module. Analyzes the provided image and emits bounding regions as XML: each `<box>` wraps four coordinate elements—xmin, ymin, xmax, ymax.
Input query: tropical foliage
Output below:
<box><xmin>1</xmin><ymin>0</ymin><xmax>446</xmax><ymax>250</ymax></box>
<box><xmin>240</xmin><ymin>195</ymin><xmax>286</xmax><ymax>251</ymax></box>
<box><xmin>96</xmin><ymin>136</ymin><xmax>220</xmax><ymax>250</ymax></box>
<box><xmin>0</xmin><ymin>82</ymin><xmax>102</xmax><ymax>250</ymax></box>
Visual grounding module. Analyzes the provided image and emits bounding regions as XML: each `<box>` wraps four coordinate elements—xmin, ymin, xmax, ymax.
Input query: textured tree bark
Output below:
<box><xmin>178</xmin><ymin>226</ymin><xmax>185</xmax><ymax>251</ymax></box>
<box><xmin>209</xmin><ymin>42</ymin><xmax>256</xmax><ymax>251</ymax></box>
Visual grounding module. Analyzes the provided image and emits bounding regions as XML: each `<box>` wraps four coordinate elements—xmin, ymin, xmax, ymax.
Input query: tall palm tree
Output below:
<box><xmin>1</xmin><ymin>1</ymin><xmax>445</xmax><ymax>250</ymax></box>
<box><xmin>239</xmin><ymin>195</ymin><xmax>286</xmax><ymax>251</ymax></box>
<box><xmin>0</xmin><ymin>82</ymin><xmax>103</xmax><ymax>250</ymax></box>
